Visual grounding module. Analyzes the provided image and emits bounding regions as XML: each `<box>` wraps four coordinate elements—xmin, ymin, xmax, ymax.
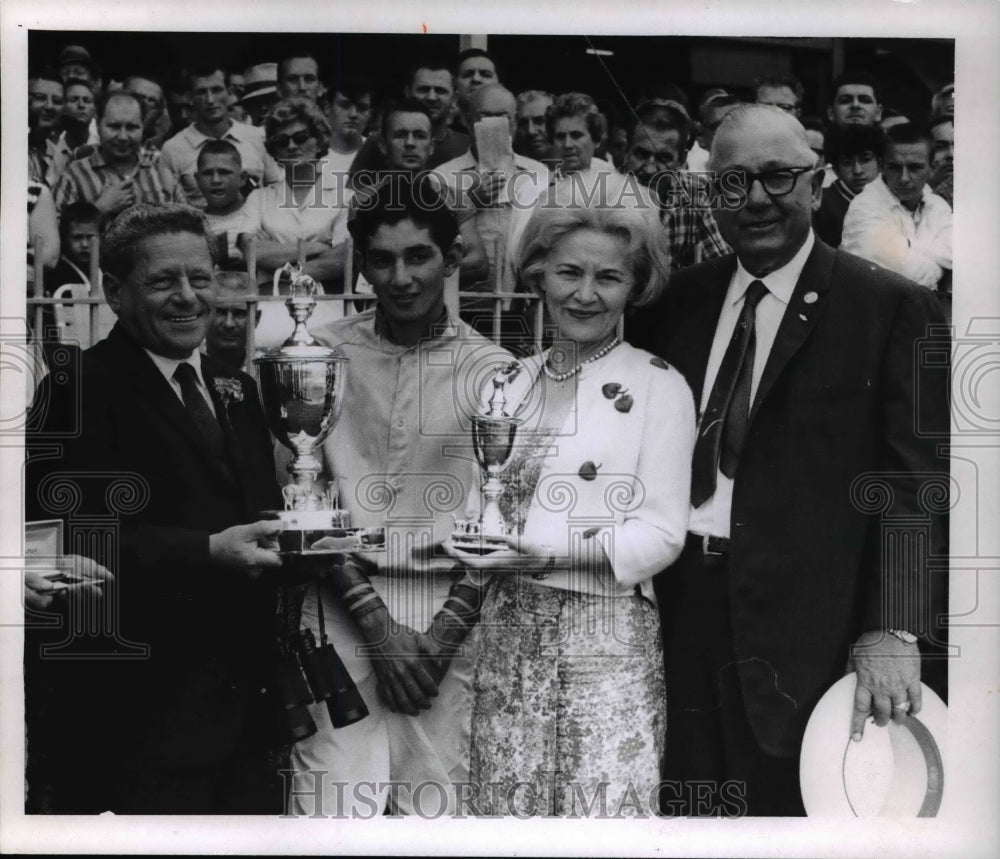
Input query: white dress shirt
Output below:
<box><xmin>689</xmin><ymin>230</ymin><xmax>816</xmax><ymax>538</ymax></box>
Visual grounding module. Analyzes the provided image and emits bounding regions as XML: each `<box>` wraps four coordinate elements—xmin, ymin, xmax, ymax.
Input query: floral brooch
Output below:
<box><xmin>213</xmin><ymin>376</ymin><xmax>244</xmax><ymax>407</ymax></box>
<box><xmin>602</xmin><ymin>382</ymin><xmax>633</xmax><ymax>413</ymax></box>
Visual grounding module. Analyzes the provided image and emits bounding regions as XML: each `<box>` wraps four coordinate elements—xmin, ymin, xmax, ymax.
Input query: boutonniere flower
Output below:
<box><xmin>213</xmin><ymin>376</ymin><xmax>244</xmax><ymax>408</ymax></box>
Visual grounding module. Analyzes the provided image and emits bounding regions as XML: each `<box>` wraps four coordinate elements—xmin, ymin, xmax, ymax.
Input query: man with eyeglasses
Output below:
<box><xmin>638</xmin><ymin>104</ymin><xmax>948</xmax><ymax>815</ymax></box>
<box><xmin>124</xmin><ymin>74</ymin><xmax>171</xmax><ymax>151</ymax></box>
<box><xmin>159</xmin><ymin>64</ymin><xmax>283</xmax><ymax>209</ymax></box>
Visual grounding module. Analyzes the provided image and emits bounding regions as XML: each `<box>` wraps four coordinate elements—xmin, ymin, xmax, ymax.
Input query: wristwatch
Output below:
<box><xmin>887</xmin><ymin>628</ymin><xmax>918</xmax><ymax>645</ymax></box>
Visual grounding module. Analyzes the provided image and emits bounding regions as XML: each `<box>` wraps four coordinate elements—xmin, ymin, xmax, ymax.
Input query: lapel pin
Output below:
<box><xmin>804</xmin><ymin>291</ymin><xmax>818</xmax><ymax>304</ymax></box>
<box><xmin>799</xmin><ymin>313</ymin><xmax>808</xmax><ymax>321</ymax></box>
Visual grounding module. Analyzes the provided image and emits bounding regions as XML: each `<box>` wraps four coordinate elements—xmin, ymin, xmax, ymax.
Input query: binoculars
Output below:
<box><xmin>275</xmin><ymin>628</ymin><xmax>369</xmax><ymax>742</ymax></box>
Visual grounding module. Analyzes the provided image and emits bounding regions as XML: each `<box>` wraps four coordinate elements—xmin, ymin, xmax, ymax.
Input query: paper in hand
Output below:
<box><xmin>474</xmin><ymin>116</ymin><xmax>515</xmax><ymax>173</ymax></box>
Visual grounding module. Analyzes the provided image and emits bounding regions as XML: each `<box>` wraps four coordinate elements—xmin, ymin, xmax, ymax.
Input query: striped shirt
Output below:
<box><xmin>52</xmin><ymin>148</ymin><xmax>183</xmax><ymax>217</ymax></box>
<box><xmin>656</xmin><ymin>170</ymin><xmax>731</xmax><ymax>271</ymax></box>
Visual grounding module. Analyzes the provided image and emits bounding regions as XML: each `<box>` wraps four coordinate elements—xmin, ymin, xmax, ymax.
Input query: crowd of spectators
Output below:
<box><xmin>27</xmin><ymin>42</ymin><xmax>955</xmax><ymax>343</ymax></box>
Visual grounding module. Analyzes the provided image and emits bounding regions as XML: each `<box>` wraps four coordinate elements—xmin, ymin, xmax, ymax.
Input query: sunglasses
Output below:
<box><xmin>270</xmin><ymin>130</ymin><xmax>314</xmax><ymax>148</ymax></box>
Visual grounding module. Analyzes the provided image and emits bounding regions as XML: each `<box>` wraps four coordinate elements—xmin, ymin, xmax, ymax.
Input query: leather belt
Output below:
<box><xmin>685</xmin><ymin>532</ymin><xmax>731</xmax><ymax>557</ymax></box>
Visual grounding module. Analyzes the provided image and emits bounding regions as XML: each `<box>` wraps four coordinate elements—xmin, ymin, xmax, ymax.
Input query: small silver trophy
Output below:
<box><xmin>451</xmin><ymin>361</ymin><xmax>522</xmax><ymax>553</ymax></box>
<box><xmin>255</xmin><ymin>263</ymin><xmax>384</xmax><ymax>555</ymax></box>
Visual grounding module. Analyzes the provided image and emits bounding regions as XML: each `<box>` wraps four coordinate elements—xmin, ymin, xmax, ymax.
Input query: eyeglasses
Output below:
<box><xmin>270</xmin><ymin>130</ymin><xmax>314</xmax><ymax>148</ymax></box>
<box><xmin>718</xmin><ymin>166</ymin><xmax>815</xmax><ymax>198</ymax></box>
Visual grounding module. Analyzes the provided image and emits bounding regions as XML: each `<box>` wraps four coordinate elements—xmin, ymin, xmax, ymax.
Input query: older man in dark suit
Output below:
<box><xmin>26</xmin><ymin>203</ymin><xmax>286</xmax><ymax>813</ymax></box>
<box><xmin>632</xmin><ymin>105</ymin><xmax>949</xmax><ymax>816</ymax></box>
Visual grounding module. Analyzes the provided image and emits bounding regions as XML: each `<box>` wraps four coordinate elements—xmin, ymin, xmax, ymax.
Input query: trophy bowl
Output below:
<box><xmin>450</xmin><ymin>363</ymin><xmax>522</xmax><ymax>553</ymax></box>
<box><xmin>254</xmin><ymin>264</ymin><xmax>384</xmax><ymax>558</ymax></box>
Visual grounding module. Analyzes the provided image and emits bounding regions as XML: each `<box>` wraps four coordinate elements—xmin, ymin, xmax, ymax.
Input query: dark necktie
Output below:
<box><xmin>174</xmin><ymin>362</ymin><xmax>226</xmax><ymax>458</ymax></box>
<box><xmin>691</xmin><ymin>279</ymin><xmax>769</xmax><ymax>507</ymax></box>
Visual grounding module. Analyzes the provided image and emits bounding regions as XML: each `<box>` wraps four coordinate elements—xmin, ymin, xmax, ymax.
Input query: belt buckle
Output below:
<box><xmin>703</xmin><ymin>534</ymin><xmax>724</xmax><ymax>556</ymax></box>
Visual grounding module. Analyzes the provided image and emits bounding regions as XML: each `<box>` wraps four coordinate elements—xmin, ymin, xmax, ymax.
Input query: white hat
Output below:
<box><xmin>799</xmin><ymin>672</ymin><xmax>947</xmax><ymax>817</ymax></box>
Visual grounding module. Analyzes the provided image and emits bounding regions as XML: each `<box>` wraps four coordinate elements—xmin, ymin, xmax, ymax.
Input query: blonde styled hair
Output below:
<box><xmin>517</xmin><ymin>183</ymin><xmax>670</xmax><ymax>308</ymax></box>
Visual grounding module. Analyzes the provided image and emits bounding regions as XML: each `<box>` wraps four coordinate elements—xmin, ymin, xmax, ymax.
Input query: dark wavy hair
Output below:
<box><xmin>100</xmin><ymin>203</ymin><xmax>215</xmax><ymax>280</ymax></box>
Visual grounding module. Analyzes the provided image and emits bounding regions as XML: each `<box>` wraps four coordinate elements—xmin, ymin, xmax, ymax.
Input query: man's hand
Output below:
<box><xmin>95</xmin><ymin>178</ymin><xmax>137</xmax><ymax>216</ymax></box>
<box><xmin>24</xmin><ymin>555</ymin><xmax>114</xmax><ymax>611</ymax></box>
<box><xmin>209</xmin><ymin>520</ymin><xmax>284</xmax><ymax>578</ymax></box>
<box><xmin>847</xmin><ymin>629</ymin><xmax>922</xmax><ymax>741</ymax></box>
<box><xmin>355</xmin><ymin>606</ymin><xmax>441</xmax><ymax>717</ymax></box>
<box><xmin>469</xmin><ymin>171</ymin><xmax>507</xmax><ymax>208</ymax></box>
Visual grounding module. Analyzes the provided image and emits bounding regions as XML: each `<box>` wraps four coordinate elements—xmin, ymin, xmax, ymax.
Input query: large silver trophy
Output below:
<box><xmin>255</xmin><ymin>263</ymin><xmax>384</xmax><ymax>555</ymax></box>
<box><xmin>451</xmin><ymin>362</ymin><xmax>522</xmax><ymax>553</ymax></box>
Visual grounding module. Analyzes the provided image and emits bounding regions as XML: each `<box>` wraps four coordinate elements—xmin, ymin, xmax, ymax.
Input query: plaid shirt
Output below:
<box><xmin>52</xmin><ymin>147</ymin><xmax>183</xmax><ymax>217</ymax></box>
<box><xmin>654</xmin><ymin>170</ymin><xmax>731</xmax><ymax>271</ymax></box>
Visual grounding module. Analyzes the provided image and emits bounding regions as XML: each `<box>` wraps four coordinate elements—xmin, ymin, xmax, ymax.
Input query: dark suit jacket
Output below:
<box><xmin>26</xmin><ymin>324</ymin><xmax>283</xmax><ymax>779</ymax></box>
<box><xmin>632</xmin><ymin>240</ymin><xmax>950</xmax><ymax>757</ymax></box>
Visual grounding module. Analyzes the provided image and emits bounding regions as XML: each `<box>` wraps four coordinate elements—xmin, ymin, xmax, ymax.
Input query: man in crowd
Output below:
<box><xmin>277</xmin><ymin>51</ymin><xmax>324</xmax><ymax>103</ymax></box>
<box><xmin>164</xmin><ymin>69</ymin><xmax>195</xmax><ymax>136</ymax></box>
<box><xmin>28</xmin><ymin>70</ymin><xmax>65</xmax><ymax>186</ymax></box>
<box><xmin>620</xmin><ymin>99</ymin><xmax>730</xmax><ymax>277</ymax></box>
<box><xmin>322</xmin><ymin>75</ymin><xmax>374</xmax><ymax>175</ymax></box>
<box><xmin>686</xmin><ymin>88</ymin><xmax>738</xmax><ymax>172</ymax></box>
<box><xmin>928</xmin><ymin>114</ymin><xmax>954</xmax><ymax>208</ymax></box>
<box><xmin>638</xmin><ymin>104</ymin><xmax>948</xmax><ymax>815</ymax></box>
<box><xmin>351</xmin><ymin>56</ymin><xmax>470</xmax><ymax>178</ymax></box>
<box><xmin>454</xmin><ymin>48</ymin><xmax>499</xmax><ymax>107</ymax></box>
<box><xmin>59</xmin><ymin>77</ymin><xmax>98</xmax><ymax>155</ymax></box>
<box><xmin>514</xmin><ymin>90</ymin><xmax>556</xmax><ymax>164</ymax></box>
<box><xmin>204</xmin><ymin>270</ymin><xmax>260</xmax><ymax>370</ymax></box>
<box><xmin>827</xmin><ymin>71</ymin><xmax>883</xmax><ymax>129</ymax></box>
<box><xmin>353</xmin><ymin>99</ymin><xmax>487</xmax><ymax>285</ymax></box>
<box><xmin>159</xmin><ymin>64</ymin><xmax>282</xmax><ymax>208</ymax></box>
<box><xmin>813</xmin><ymin>124</ymin><xmax>885</xmax><ymax>247</ymax></box>
<box><xmin>754</xmin><ymin>72</ymin><xmax>804</xmax><ymax>116</ymax></box>
<box><xmin>239</xmin><ymin>63</ymin><xmax>280</xmax><ymax>127</ymax></box>
<box><xmin>436</xmin><ymin>83</ymin><xmax>549</xmax><ymax>327</ymax></box>
<box><xmin>57</xmin><ymin>45</ymin><xmax>101</xmax><ymax>97</ymax></box>
<box><xmin>124</xmin><ymin>73</ymin><xmax>171</xmax><ymax>150</ymax></box>
<box><xmin>287</xmin><ymin>175</ymin><xmax>511</xmax><ymax>816</ymax></box>
<box><xmin>26</xmin><ymin>203</ymin><xmax>287</xmax><ymax>813</ymax></box>
<box><xmin>53</xmin><ymin>91</ymin><xmax>183</xmax><ymax>218</ymax></box>
<box><xmin>841</xmin><ymin>122</ymin><xmax>952</xmax><ymax>290</ymax></box>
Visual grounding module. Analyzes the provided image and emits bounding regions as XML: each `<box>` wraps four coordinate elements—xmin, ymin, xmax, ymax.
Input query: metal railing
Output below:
<box><xmin>27</xmin><ymin>235</ymin><xmax>548</xmax><ymax>362</ymax></box>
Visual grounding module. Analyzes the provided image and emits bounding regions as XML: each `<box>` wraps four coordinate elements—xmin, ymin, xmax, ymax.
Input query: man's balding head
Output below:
<box><xmin>467</xmin><ymin>84</ymin><xmax>517</xmax><ymax>139</ymax></box>
<box><xmin>708</xmin><ymin>104</ymin><xmax>824</xmax><ymax>277</ymax></box>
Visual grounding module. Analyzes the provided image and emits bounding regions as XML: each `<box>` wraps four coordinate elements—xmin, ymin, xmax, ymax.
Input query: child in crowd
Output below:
<box><xmin>195</xmin><ymin>139</ymin><xmax>257</xmax><ymax>268</ymax></box>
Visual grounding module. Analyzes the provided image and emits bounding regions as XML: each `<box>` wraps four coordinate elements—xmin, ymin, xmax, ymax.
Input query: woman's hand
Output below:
<box><xmin>441</xmin><ymin>536</ymin><xmax>556</xmax><ymax>577</ymax></box>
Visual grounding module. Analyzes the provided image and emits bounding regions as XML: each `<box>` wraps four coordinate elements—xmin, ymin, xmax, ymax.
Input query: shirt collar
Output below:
<box><xmin>185</xmin><ymin>119</ymin><xmax>243</xmax><ymax>146</ymax></box>
<box><xmin>370</xmin><ymin>305</ymin><xmax>462</xmax><ymax>351</ymax></box>
<box><xmin>732</xmin><ymin>229</ymin><xmax>815</xmax><ymax>307</ymax></box>
<box><xmin>144</xmin><ymin>347</ymin><xmax>208</xmax><ymax>391</ymax></box>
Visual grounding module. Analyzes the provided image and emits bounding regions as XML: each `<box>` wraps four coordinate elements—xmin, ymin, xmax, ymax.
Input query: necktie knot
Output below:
<box><xmin>744</xmin><ymin>279</ymin><xmax>769</xmax><ymax>311</ymax></box>
<box><xmin>174</xmin><ymin>361</ymin><xmax>197</xmax><ymax>385</ymax></box>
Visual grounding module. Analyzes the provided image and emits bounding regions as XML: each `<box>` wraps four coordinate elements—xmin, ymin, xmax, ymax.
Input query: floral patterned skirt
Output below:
<box><xmin>470</xmin><ymin>576</ymin><xmax>665</xmax><ymax>818</ymax></box>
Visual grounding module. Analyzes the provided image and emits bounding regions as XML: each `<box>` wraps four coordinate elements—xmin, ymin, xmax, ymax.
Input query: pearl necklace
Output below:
<box><xmin>542</xmin><ymin>337</ymin><xmax>621</xmax><ymax>382</ymax></box>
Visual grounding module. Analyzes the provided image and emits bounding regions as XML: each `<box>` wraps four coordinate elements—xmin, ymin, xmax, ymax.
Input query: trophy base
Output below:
<box><xmin>261</xmin><ymin>509</ymin><xmax>385</xmax><ymax>555</ymax></box>
<box><xmin>450</xmin><ymin>530</ymin><xmax>510</xmax><ymax>555</ymax></box>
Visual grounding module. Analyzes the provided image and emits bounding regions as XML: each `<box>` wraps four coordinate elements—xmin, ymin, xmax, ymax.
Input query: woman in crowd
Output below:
<box><xmin>549</xmin><ymin>92</ymin><xmax>618</xmax><ymax>185</ymax></box>
<box><xmin>244</xmin><ymin>96</ymin><xmax>349</xmax><ymax>348</ymax></box>
<box><xmin>447</xmin><ymin>193</ymin><xmax>695</xmax><ymax>816</ymax></box>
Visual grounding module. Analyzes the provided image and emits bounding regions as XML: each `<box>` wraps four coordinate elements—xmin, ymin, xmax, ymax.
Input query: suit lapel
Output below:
<box><xmin>750</xmin><ymin>240</ymin><xmax>837</xmax><ymax>423</ymax></box>
<box><xmin>109</xmin><ymin>326</ymin><xmax>240</xmax><ymax>491</ymax></box>
<box><xmin>667</xmin><ymin>257</ymin><xmax>735</xmax><ymax>407</ymax></box>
